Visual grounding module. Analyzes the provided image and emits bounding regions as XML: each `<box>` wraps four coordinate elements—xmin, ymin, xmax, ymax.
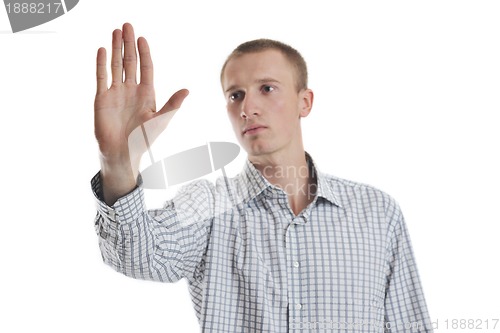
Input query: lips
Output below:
<box><xmin>242</xmin><ymin>124</ymin><xmax>267</xmax><ymax>135</ymax></box>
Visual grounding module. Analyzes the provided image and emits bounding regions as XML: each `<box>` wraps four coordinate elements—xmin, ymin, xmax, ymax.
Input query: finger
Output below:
<box><xmin>122</xmin><ymin>23</ymin><xmax>137</xmax><ymax>83</ymax></box>
<box><xmin>157</xmin><ymin>89</ymin><xmax>190</xmax><ymax>115</ymax></box>
<box><xmin>138</xmin><ymin>37</ymin><xmax>153</xmax><ymax>85</ymax></box>
<box><xmin>111</xmin><ymin>29</ymin><xmax>123</xmax><ymax>85</ymax></box>
<box><xmin>96</xmin><ymin>47</ymin><xmax>108</xmax><ymax>95</ymax></box>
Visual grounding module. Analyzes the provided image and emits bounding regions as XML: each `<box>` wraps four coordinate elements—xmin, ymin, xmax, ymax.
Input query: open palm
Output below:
<box><xmin>94</xmin><ymin>23</ymin><xmax>188</xmax><ymax>166</ymax></box>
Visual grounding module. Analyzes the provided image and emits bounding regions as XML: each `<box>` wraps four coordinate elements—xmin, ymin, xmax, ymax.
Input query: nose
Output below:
<box><xmin>240</xmin><ymin>92</ymin><xmax>260</xmax><ymax>119</ymax></box>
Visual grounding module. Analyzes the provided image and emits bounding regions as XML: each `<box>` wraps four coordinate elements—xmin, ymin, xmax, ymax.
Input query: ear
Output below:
<box><xmin>298</xmin><ymin>88</ymin><xmax>314</xmax><ymax>118</ymax></box>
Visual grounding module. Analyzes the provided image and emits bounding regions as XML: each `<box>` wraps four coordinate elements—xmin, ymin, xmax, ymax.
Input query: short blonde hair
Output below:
<box><xmin>220</xmin><ymin>39</ymin><xmax>308</xmax><ymax>92</ymax></box>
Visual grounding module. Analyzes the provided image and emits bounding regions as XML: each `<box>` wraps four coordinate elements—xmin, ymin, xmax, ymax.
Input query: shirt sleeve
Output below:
<box><xmin>91</xmin><ymin>171</ymin><xmax>215</xmax><ymax>284</ymax></box>
<box><xmin>384</xmin><ymin>201</ymin><xmax>433</xmax><ymax>332</ymax></box>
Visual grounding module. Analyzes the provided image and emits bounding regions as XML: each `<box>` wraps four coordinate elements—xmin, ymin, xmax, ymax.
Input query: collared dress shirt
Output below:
<box><xmin>92</xmin><ymin>154</ymin><xmax>433</xmax><ymax>332</ymax></box>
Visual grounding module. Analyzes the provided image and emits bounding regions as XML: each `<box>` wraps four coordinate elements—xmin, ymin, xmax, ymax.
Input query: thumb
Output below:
<box><xmin>157</xmin><ymin>89</ymin><xmax>189</xmax><ymax>116</ymax></box>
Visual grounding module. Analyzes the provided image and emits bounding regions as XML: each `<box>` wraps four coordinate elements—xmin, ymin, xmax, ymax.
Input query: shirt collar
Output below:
<box><xmin>238</xmin><ymin>158</ymin><xmax>272</xmax><ymax>202</ymax></box>
<box><xmin>306</xmin><ymin>152</ymin><xmax>342</xmax><ymax>207</ymax></box>
<box><xmin>237</xmin><ymin>152</ymin><xmax>342</xmax><ymax>208</ymax></box>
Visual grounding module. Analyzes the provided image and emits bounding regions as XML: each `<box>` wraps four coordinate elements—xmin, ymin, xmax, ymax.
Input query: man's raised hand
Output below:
<box><xmin>94</xmin><ymin>23</ymin><xmax>188</xmax><ymax>204</ymax></box>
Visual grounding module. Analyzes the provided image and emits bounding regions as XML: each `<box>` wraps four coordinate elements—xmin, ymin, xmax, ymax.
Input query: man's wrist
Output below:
<box><xmin>99</xmin><ymin>157</ymin><xmax>140</xmax><ymax>206</ymax></box>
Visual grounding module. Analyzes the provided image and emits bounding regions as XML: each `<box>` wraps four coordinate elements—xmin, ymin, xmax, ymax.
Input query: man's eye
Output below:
<box><xmin>262</xmin><ymin>85</ymin><xmax>274</xmax><ymax>93</ymax></box>
<box><xmin>230</xmin><ymin>92</ymin><xmax>243</xmax><ymax>101</ymax></box>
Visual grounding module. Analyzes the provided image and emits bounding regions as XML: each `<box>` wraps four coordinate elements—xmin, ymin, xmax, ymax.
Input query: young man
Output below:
<box><xmin>92</xmin><ymin>23</ymin><xmax>433</xmax><ymax>332</ymax></box>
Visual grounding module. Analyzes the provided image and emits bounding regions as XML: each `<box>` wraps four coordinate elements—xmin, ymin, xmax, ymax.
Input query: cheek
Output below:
<box><xmin>227</xmin><ymin>110</ymin><xmax>241</xmax><ymax>131</ymax></box>
<box><xmin>275</xmin><ymin>99</ymin><xmax>299</xmax><ymax>122</ymax></box>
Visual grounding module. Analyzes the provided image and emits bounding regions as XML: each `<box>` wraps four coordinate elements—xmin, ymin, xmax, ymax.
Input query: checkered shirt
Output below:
<box><xmin>91</xmin><ymin>154</ymin><xmax>433</xmax><ymax>332</ymax></box>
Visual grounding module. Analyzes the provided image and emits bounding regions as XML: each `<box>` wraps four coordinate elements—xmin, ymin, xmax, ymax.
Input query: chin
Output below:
<box><xmin>246</xmin><ymin>143</ymin><xmax>278</xmax><ymax>158</ymax></box>
<box><xmin>242</xmin><ymin>143</ymin><xmax>265</xmax><ymax>155</ymax></box>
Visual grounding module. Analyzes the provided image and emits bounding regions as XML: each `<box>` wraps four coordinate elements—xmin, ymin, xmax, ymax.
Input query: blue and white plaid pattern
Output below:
<box><xmin>92</xmin><ymin>154</ymin><xmax>433</xmax><ymax>332</ymax></box>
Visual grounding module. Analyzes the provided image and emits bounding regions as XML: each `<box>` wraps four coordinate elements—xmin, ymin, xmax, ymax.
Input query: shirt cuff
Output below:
<box><xmin>90</xmin><ymin>171</ymin><xmax>146</xmax><ymax>227</ymax></box>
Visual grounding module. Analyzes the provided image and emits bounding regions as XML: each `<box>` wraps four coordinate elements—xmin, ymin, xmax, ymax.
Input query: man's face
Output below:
<box><xmin>222</xmin><ymin>50</ymin><xmax>312</xmax><ymax>160</ymax></box>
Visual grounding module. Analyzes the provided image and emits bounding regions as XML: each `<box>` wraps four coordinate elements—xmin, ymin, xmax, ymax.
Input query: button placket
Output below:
<box><xmin>286</xmin><ymin>221</ymin><xmax>304</xmax><ymax>330</ymax></box>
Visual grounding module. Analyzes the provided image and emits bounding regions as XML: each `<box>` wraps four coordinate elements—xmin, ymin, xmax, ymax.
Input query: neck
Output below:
<box><xmin>249</xmin><ymin>147</ymin><xmax>317</xmax><ymax>216</ymax></box>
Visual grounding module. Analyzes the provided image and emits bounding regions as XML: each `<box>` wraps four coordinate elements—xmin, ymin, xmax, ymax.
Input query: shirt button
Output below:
<box><xmin>295</xmin><ymin>303</ymin><xmax>302</xmax><ymax>310</ymax></box>
<box><xmin>293</xmin><ymin>261</ymin><xmax>300</xmax><ymax>268</ymax></box>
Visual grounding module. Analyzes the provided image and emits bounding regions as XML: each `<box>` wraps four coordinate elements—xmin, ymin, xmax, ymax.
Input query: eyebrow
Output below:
<box><xmin>224</xmin><ymin>78</ymin><xmax>281</xmax><ymax>93</ymax></box>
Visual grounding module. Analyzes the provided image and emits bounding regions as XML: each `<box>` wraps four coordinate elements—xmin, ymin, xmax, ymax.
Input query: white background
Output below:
<box><xmin>1</xmin><ymin>0</ymin><xmax>499</xmax><ymax>332</ymax></box>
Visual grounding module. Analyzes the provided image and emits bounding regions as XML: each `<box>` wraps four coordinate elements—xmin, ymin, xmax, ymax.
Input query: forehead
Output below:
<box><xmin>222</xmin><ymin>49</ymin><xmax>296</xmax><ymax>90</ymax></box>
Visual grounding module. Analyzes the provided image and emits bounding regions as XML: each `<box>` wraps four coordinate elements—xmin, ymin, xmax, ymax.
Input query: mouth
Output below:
<box><xmin>242</xmin><ymin>125</ymin><xmax>267</xmax><ymax>135</ymax></box>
